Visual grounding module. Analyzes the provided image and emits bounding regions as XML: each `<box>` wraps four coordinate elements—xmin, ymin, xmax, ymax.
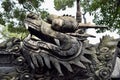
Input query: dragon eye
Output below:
<box><xmin>100</xmin><ymin>47</ymin><xmax>109</xmax><ymax>53</ymax></box>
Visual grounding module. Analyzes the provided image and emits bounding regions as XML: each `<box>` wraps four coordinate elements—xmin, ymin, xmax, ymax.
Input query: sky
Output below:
<box><xmin>40</xmin><ymin>0</ymin><xmax>119</xmax><ymax>44</ymax></box>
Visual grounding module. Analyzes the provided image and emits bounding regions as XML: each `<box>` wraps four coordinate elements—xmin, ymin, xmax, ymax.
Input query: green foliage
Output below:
<box><xmin>0</xmin><ymin>0</ymin><xmax>50</xmax><ymax>40</ymax></box>
<box><xmin>54</xmin><ymin>0</ymin><xmax>75</xmax><ymax>10</ymax></box>
<box><xmin>0</xmin><ymin>25</ymin><xmax>29</xmax><ymax>40</ymax></box>
<box><xmin>81</xmin><ymin>0</ymin><xmax>120</xmax><ymax>33</ymax></box>
<box><xmin>1</xmin><ymin>0</ymin><xmax>13</xmax><ymax>12</ymax></box>
<box><xmin>0</xmin><ymin>0</ymin><xmax>45</xmax><ymax>26</ymax></box>
<box><xmin>40</xmin><ymin>10</ymin><xmax>49</xmax><ymax>20</ymax></box>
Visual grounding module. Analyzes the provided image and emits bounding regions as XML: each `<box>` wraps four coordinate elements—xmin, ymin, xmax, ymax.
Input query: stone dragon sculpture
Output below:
<box><xmin>0</xmin><ymin>13</ymin><xmax>119</xmax><ymax>80</ymax></box>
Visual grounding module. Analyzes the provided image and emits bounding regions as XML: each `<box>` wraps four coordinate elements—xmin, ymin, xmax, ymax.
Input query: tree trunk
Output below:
<box><xmin>76</xmin><ymin>0</ymin><xmax>82</xmax><ymax>23</ymax></box>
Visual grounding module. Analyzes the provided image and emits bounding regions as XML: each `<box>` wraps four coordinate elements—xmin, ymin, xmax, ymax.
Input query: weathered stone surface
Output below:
<box><xmin>0</xmin><ymin>13</ymin><xmax>119</xmax><ymax>80</ymax></box>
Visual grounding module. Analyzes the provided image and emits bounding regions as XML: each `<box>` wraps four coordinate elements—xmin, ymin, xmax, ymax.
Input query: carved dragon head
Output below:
<box><xmin>24</xmin><ymin>12</ymin><xmax>42</xmax><ymax>31</ymax></box>
<box><xmin>23</xmin><ymin>13</ymin><xmax>94</xmax><ymax>76</ymax></box>
<box><xmin>98</xmin><ymin>35</ymin><xmax>118</xmax><ymax>53</ymax></box>
<box><xmin>93</xmin><ymin>35</ymin><xmax>119</xmax><ymax>79</ymax></box>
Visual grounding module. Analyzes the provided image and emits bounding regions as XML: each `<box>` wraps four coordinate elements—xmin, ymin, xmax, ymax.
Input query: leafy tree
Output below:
<box><xmin>1</xmin><ymin>0</ymin><xmax>45</xmax><ymax>26</ymax></box>
<box><xmin>81</xmin><ymin>0</ymin><xmax>120</xmax><ymax>33</ymax></box>
<box><xmin>0</xmin><ymin>24</ymin><xmax>28</xmax><ymax>40</ymax></box>
<box><xmin>54</xmin><ymin>0</ymin><xmax>120</xmax><ymax>33</ymax></box>
<box><xmin>0</xmin><ymin>0</ymin><xmax>49</xmax><ymax>40</ymax></box>
<box><xmin>54</xmin><ymin>0</ymin><xmax>82</xmax><ymax>23</ymax></box>
<box><xmin>54</xmin><ymin>0</ymin><xmax>75</xmax><ymax>10</ymax></box>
